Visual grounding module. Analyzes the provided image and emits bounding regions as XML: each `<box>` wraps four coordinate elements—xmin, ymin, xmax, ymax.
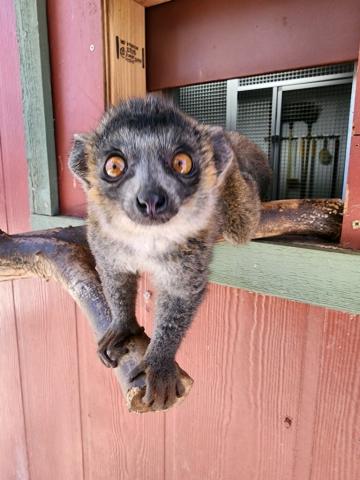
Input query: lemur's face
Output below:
<box><xmin>69</xmin><ymin>96</ymin><xmax>233</xmax><ymax>229</ymax></box>
<box><xmin>92</xmin><ymin>101</ymin><xmax>205</xmax><ymax>226</ymax></box>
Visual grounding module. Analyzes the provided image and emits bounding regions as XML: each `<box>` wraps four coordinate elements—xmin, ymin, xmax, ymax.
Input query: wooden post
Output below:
<box><xmin>14</xmin><ymin>0</ymin><xmax>59</xmax><ymax>216</ymax></box>
<box><xmin>103</xmin><ymin>0</ymin><xmax>146</xmax><ymax>105</ymax></box>
<box><xmin>341</xmin><ymin>53</ymin><xmax>360</xmax><ymax>249</ymax></box>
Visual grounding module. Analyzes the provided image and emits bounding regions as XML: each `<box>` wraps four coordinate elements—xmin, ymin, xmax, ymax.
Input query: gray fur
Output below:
<box><xmin>68</xmin><ymin>95</ymin><xmax>271</xmax><ymax>409</ymax></box>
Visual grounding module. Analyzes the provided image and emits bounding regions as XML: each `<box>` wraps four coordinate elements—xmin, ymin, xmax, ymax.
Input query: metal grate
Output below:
<box><xmin>278</xmin><ymin>83</ymin><xmax>352</xmax><ymax>199</ymax></box>
<box><xmin>175</xmin><ymin>62</ymin><xmax>353</xmax><ymax>201</ymax></box>
<box><xmin>178</xmin><ymin>81</ymin><xmax>227</xmax><ymax>127</ymax></box>
<box><xmin>236</xmin><ymin>88</ymin><xmax>272</xmax><ymax>162</ymax></box>
<box><xmin>238</xmin><ymin>62</ymin><xmax>354</xmax><ymax>87</ymax></box>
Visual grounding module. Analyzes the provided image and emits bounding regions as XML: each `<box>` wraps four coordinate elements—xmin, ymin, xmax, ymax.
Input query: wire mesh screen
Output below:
<box><xmin>278</xmin><ymin>83</ymin><xmax>352</xmax><ymax>199</ymax></box>
<box><xmin>177</xmin><ymin>81</ymin><xmax>227</xmax><ymax>126</ymax></box>
<box><xmin>238</xmin><ymin>63</ymin><xmax>354</xmax><ymax>88</ymax></box>
<box><xmin>236</xmin><ymin>88</ymin><xmax>272</xmax><ymax>162</ymax></box>
<box><xmin>175</xmin><ymin>63</ymin><xmax>353</xmax><ymax>200</ymax></box>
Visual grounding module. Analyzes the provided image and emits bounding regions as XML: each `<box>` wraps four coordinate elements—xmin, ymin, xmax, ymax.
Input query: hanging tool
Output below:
<box><xmin>330</xmin><ymin>136</ymin><xmax>340</xmax><ymax>197</ymax></box>
<box><xmin>319</xmin><ymin>137</ymin><xmax>332</xmax><ymax>165</ymax></box>
<box><xmin>308</xmin><ymin>137</ymin><xmax>317</xmax><ymax>197</ymax></box>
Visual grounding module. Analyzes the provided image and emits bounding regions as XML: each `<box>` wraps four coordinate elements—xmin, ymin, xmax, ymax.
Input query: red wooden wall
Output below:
<box><xmin>47</xmin><ymin>0</ymin><xmax>104</xmax><ymax>218</ymax></box>
<box><xmin>1</xmin><ymin>1</ymin><xmax>360</xmax><ymax>479</ymax></box>
<box><xmin>146</xmin><ymin>0</ymin><xmax>360</xmax><ymax>90</ymax></box>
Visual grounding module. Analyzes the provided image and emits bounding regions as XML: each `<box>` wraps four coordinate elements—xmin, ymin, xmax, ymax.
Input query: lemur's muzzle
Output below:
<box><xmin>136</xmin><ymin>187</ymin><xmax>168</xmax><ymax>218</ymax></box>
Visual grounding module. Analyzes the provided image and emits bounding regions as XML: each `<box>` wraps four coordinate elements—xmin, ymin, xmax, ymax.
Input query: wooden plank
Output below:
<box><xmin>307</xmin><ymin>309</ymin><xmax>360</xmax><ymax>479</ymax></box>
<box><xmin>104</xmin><ymin>0</ymin><xmax>146</xmax><ymax>105</ymax></box>
<box><xmin>47</xmin><ymin>0</ymin><xmax>104</xmax><ymax>218</ymax></box>
<box><xmin>167</xmin><ymin>287</ymin><xmax>360</xmax><ymax>480</ymax></box>
<box><xmin>0</xmin><ymin>283</ymin><xmax>30</xmax><ymax>480</ymax></box>
<box><xmin>77</xmin><ymin>275</ymin><xmax>165</xmax><ymax>479</ymax></box>
<box><xmin>0</xmin><ymin>3</ymin><xmax>30</xmax><ymax>234</ymax></box>
<box><xmin>341</xmin><ymin>137</ymin><xmax>360</xmax><ymax>248</ymax></box>
<box><xmin>14</xmin><ymin>279</ymin><xmax>84</xmax><ymax>480</ymax></box>
<box><xmin>0</xmin><ymin>11</ymin><xmax>29</xmax><ymax>469</ymax></box>
<box><xmin>0</xmin><ymin>140</ymin><xmax>8</xmax><ymax>231</ymax></box>
<box><xmin>0</xmin><ymin>5</ymin><xmax>31</xmax><ymax>478</ymax></box>
<box><xmin>291</xmin><ymin>305</ymin><xmax>326</xmax><ymax>479</ymax></box>
<box><xmin>352</xmin><ymin>51</ymin><xmax>360</xmax><ymax>136</ymax></box>
<box><xmin>210</xmin><ymin>241</ymin><xmax>360</xmax><ymax>313</ymax></box>
<box><xmin>341</xmin><ymin>52</ymin><xmax>360</xmax><ymax>248</ymax></box>
<box><xmin>14</xmin><ymin>0</ymin><xmax>59</xmax><ymax>216</ymax></box>
<box><xmin>166</xmin><ymin>285</ymin><xmax>311</xmax><ymax>479</ymax></box>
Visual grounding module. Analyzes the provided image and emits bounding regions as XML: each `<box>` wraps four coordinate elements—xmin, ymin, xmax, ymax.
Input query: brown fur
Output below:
<box><xmin>68</xmin><ymin>96</ymin><xmax>271</xmax><ymax>410</ymax></box>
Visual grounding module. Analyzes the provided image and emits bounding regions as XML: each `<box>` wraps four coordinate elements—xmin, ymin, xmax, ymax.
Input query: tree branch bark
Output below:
<box><xmin>254</xmin><ymin>198</ymin><xmax>343</xmax><ymax>239</ymax></box>
<box><xmin>0</xmin><ymin>227</ymin><xmax>192</xmax><ymax>413</ymax></box>
<box><xmin>0</xmin><ymin>198</ymin><xmax>343</xmax><ymax>412</ymax></box>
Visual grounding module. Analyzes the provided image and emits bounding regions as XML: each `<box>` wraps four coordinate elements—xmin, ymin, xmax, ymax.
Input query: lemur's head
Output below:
<box><xmin>69</xmin><ymin>96</ymin><xmax>234</xmax><ymax>230</ymax></box>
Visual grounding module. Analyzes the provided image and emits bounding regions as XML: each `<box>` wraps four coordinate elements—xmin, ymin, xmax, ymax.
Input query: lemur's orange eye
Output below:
<box><xmin>104</xmin><ymin>156</ymin><xmax>126</xmax><ymax>178</ymax></box>
<box><xmin>172</xmin><ymin>153</ymin><xmax>193</xmax><ymax>175</ymax></box>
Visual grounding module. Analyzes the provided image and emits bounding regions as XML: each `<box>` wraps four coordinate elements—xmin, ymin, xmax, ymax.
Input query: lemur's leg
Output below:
<box><xmin>96</xmin><ymin>263</ymin><xmax>143</xmax><ymax>368</ymax></box>
<box><xmin>129</xmin><ymin>256</ymin><xmax>208</xmax><ymax>409</ymax></box>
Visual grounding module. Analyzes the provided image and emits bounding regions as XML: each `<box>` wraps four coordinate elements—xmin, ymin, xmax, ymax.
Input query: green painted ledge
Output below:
<box><xmin>31</xmin><ymin>214</ymin><xmax>85</xmax><ymax>230</ymax></box>
<box><xmin>210</xmin><ymin>241</ymin><xmax>360</xmax><ymax>314</ymax></box>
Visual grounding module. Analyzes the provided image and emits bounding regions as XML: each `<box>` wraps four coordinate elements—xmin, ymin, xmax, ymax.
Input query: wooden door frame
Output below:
<box><xmin>341</xmin><ymin>49</ymin><xmax>360</xmax><ymax>249</ymax></box>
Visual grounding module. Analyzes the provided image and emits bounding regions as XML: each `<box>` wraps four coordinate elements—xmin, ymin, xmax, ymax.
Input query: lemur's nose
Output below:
<box><xmin>136</xmin><ymin>188</ymin><xmax>168</xmax><ymax>217</ymax></box>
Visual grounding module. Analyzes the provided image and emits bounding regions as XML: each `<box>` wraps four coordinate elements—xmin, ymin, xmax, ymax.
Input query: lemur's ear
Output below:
<box><xmin>206</xmin><ymin>126</ymin><xmax>234</xmax><ymax>179</ymax></box>
<box><xmin>68</xmin><ymin>133</ymin><xmax>93</xmax><ymax>189</ymax></box>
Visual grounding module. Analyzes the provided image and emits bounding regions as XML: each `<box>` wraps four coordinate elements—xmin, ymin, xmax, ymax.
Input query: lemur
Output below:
<box><xmin>69</xmin><ymin>95</ymin><xmax>271</xmax><ymax>409</ymax></box>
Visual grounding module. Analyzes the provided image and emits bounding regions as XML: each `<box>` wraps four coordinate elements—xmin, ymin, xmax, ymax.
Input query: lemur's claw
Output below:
<box><xmin>129</xmin><ymin>359</ymin><xmax>185</xmax><ymax>410</ymax></box>
<box><xmin>98</xmin><ymin>349</ymin><xmax>119</xmax><ymax>368</ymax></box>
<box><xmin>97</xmin><ymin>324</ymin><xmax>144</xmax><ymax>368</ymax></box>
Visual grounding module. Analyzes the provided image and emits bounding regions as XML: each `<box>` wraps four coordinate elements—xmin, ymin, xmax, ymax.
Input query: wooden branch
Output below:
<box><xmin>0</xmin><ymin>198</ymin><xmax>343</xmax><ymax>412</ymax></box>
<box><xmin>0</xmin><ymin>227</ymin><xmax>193</xmax><ymax>413</ymax></box>
<box><xmin>255</xmin><ymin>198</ymin><xmax>343</xmax><ymax>240</ymax></box>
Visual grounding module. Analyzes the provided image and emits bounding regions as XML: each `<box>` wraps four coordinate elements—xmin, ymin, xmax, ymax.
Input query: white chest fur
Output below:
<box><xmin>94</xmin><ymin>201</ymin><xmax>214</xmax><ymax>275</ymax></box>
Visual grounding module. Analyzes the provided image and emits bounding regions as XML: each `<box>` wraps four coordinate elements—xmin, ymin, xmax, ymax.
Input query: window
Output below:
<box><xmin>174</xmin><ymin>63</ymin><xmax>355</xmax><ymax>200</ymax></box>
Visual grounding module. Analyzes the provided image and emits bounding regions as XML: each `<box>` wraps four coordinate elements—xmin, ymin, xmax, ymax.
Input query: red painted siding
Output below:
<box><xmin>0</xmin><ymin>3</ymin><xmax>84</xmax><ymax>479</ymax></box>
<box><xmin>146</xmin><ymin>0</ymin><xmax>360</xmax><ymax>90</ymax></box>
<box><xmin>0</xmin><ymin>4</ymin><xmax>31</xmax><ymax>476</ymax></box>
<box><xmin>47</xmin><ymin>0</ymin><xmax>104</xmax><ymax>217</ymax></box>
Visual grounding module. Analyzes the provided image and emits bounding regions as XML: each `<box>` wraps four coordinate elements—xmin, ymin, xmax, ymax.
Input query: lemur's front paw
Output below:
<box><xmin>129</xmin><ymin>358</ymin><xmax>185</xmax><ymax>410</ymax></box>
<box><xmin>97</xmin><ymin>324</ymin><xmax>144</xmax><ymax>368</ymax></box>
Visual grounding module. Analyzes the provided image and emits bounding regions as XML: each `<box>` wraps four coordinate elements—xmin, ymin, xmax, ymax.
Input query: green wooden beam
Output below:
<box><xmin>15</xmin><ymin>0</ymin><xmax>58</xmax><ymax>215</ymax></box>
<box><xmin>31</xmin><ymin>214</ymin><xmax>85</xmax><ymax>230</ymax></box>
<box><xmin>210</xmin><ymin>241</ymin><xmax>360</xmax><ymax>314</ymax></box>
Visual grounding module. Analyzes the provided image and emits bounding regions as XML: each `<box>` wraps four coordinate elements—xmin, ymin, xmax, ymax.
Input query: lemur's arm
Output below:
<box><xmin>88</xmin><ymin>235</ymin><xmax>143</xmax><ymax>368</ymax></box>
<box><xmin>96</xmin><ymin>266</ymin><xmax>142</xmax><ymax>368</ymax></box>
<box><xmin>130</xmin><ymin>249</ymin><xmax>209</xmax><ymax>409</ymax></box>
